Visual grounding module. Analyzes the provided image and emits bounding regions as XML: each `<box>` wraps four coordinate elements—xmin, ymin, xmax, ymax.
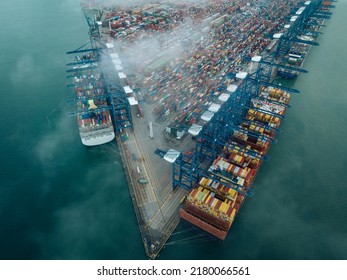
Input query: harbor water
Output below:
<box><xmin>0</xmin><ymin>0</ymin><xmax>346</xmax><ymax>260</ymax></box>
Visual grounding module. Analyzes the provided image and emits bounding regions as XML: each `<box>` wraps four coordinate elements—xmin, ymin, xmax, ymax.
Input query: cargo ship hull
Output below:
<box><xmin>78</xmin><ymin>111</ymin><xmax>115</xmax><ymax>146</ymax></box>
<box><xmin>80</xmin><ymin>127</ymin><xmax>115</xmax><ymax>146</ymax></box>
<box><xmin>180</xmin><ymin>209</ymin><xmax>228</xmax><ymax>240</ymax></box>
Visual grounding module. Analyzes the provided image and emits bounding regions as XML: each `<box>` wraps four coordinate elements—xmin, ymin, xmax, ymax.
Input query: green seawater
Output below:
<box><xmin>0</xmin><ymin>0</ymin><xmax>346</xmax><ymax>260</ymax></box>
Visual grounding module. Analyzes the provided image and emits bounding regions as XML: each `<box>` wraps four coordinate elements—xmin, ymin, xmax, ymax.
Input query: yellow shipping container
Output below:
<box><xmin>269</xmin><ymin>87</ymin><xmax>276</xmax><ymax>94</ymax></box>
<box><xmin>228</xmin><ymin>188</ymin><xmax>237</xmax><ymax>199</ymax></box>
<box><xmin>207</xmin><ymin>195</ymin><xmax>214</xmax><ymax>205</ymax></box>
<box><xmin>209</xmin><ymin>206</ymin><xmax>218</xmax><ymax>216</ymax></box>
<box><xmin>211</xmin><ymin>198</ymin><xmax>218</xmax><ymax>209</ymax></box>
<box><xmin>223</xmin><ymin>202</ymin><xmax>229</xmax><ymax>210</ymax></box>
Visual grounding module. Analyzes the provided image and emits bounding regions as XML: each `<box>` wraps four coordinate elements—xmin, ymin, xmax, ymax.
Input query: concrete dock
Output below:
<box><xmin>116</xmin><ymin>106</ymin><xmax>191</xmax><ymax>258</ymax></box>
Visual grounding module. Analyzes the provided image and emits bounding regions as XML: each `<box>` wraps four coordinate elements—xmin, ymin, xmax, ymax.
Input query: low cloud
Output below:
<box><xmin>10</xmin><ymin>54</ymin><xmax>43</xmax><ymax>86</ymax></box>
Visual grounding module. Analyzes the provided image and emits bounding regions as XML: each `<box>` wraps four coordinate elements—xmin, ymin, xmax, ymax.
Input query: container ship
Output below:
<box><xmin>180</xmin><ymin>86</ymin><xmax>291</xmax><ymax>239</ymax></box>
<box><xmin>70</xmin><ymin>0</ymin><xmax>333</xmax><ymax>257</ymax></box>
<box><xmin>277</xmin><ymin>2</ymin><xmax>329</xmax><ymax>79</ymax></box>
<box><xmin>277</xmin><ymin>35</ymin><xmax>314</xmax><ymax>79</ymax></box>
<box><xmin>67</xmin><ymin>48</ymin><xmax>115</xmax><ymax>146</ymax></box>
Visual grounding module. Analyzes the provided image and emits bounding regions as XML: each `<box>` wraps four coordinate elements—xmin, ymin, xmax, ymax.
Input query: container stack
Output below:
<box><xmin>71</xmin><ymin>69</ymin><xmax>113</xmax><ymax>133</ymax></box>
<box><xmin>181</xmin><ymin>185</ymin><xmax>240</xmax><ymax>240</ymax></box>
<box><xmin>100</xmin><ymin>0</ymin><xmax>300</xmax><ymax>128</ymax></box>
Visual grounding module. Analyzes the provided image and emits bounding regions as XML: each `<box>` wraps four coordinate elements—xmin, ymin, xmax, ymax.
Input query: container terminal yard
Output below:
<box><xmin>67</xmin><ymin>0</ymin><xmax>334</xmax><ymax>259</ymax></box>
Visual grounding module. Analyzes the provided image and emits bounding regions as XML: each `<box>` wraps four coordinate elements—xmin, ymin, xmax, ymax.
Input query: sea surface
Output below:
<box><xmin>0</xmin><ymin>0</ymin><xmax>346</xmax><ymax>260</ymax></box>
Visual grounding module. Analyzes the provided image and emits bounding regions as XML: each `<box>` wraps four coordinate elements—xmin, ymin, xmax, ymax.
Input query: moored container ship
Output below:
<box><xmin>277</xmin><ymin>36</ymin><xmax>313</xmax><ymax>79</ymax></box>
<box><xmin>277</xmin><ymin>3</ymin><xmax>328</xmax><ymax>79</ymax></box>
<box><xmin>67</xmin><ymin>52</ymin><xmax>115</xmax><ymax>146</ymax></box>
<box><xmin>180</xmin><ymin>86</ymin><xmax>291</xmax><ymax>239</ymax></box>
